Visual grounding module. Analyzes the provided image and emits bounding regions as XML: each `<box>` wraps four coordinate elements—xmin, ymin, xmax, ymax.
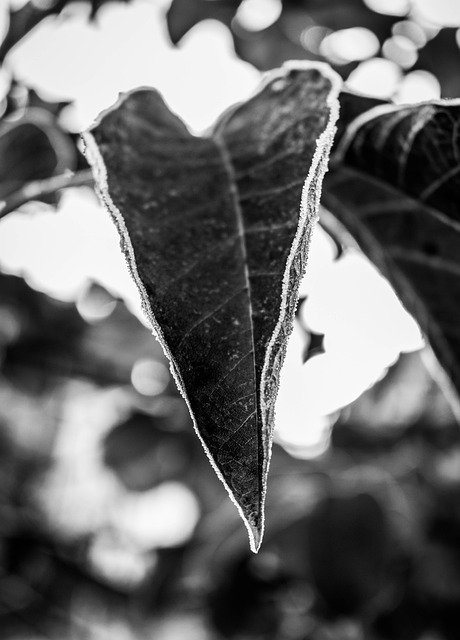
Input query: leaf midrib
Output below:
<box><xmin>211</xmin><ymin>129</ymin><xmax>260</xmax><ymax>493</ymax></box>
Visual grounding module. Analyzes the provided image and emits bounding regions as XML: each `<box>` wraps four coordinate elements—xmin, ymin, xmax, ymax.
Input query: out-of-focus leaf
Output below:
<box><xmin>83</xmin><ymin>63</ymin><xmax>341</xmax><ymax>551</ymax></box>
<box><xmin>1</xmin><ymin>79</ymin><xmax>71</xmax><ymax>120</ymax></box>
<box><xmin>280</xmin><ymin>0</ymin><xmax>397</xmax><ymax>34</ymax></box>
<box><xmin>79</xmin><ymin>282</ymin><xmax>165</xmax><ymax>384</ymax></box>
<box><xmin>166</xmin><ymin>0</ymin><xmax>241</xmax><ymax>45</ymax></box>
<box><xmin>0</xmin><ymin>109</ymin><xmax>76</xmax><ymax>209</ymax></box>
<box><xmin>415</xmin><ymin>29</ymin><xmax>460</xmax><ymax>99</ymax></box>
<box><xmin>166</xmin><ymin>0</ymin><xmax>397</xmax><ymax>72</ymax></box>
<box><xmin>103</xmin><ymin>410</ymin><xmax>194</xmax><ymax>491</ymax></box>
<box><xmin>307</xmin><ymin>492</ymin><xmax>390</xmax><ymax>615</ymax></box>
<box><xmin>208</xmin><ymin>554</ymin><xmax>287</xmax><ymax>639</ymax></box>
<box><xmin>233</xmin><ymin>21</ymin><xmax>313</xmax><ymax>72</ymax></box>
<box><xmin>301</xmin><ymin>328</ymin><xmax>324</xmax><ymax>363</ymax></box>
<box><xmin>0</xmin><ymin>273</ymin><xmax>86</xmax><ymax>393</ymax></box>
<box><xmin>0</xmin><ymin>275</ymin><xmax>160</xmax><ymax>391</ymax></box>
<box><xmin>295</xmin><ymin>296</ymin><xmax>325</xmax><ymax>363</ymax></box>
<box><xmin>323</xmin><ymin>98</ymin><xmax>460</xmax><ymax>418</ymax></box>
<box><xmin>337</xmin><ymin>349</ymin><xmax>456</xmax><ymax>437</ymax></box>
<box><xmin>0</xmin><ymin>79</ymin><xmax>88</xmax><ymax>180</ymax></box>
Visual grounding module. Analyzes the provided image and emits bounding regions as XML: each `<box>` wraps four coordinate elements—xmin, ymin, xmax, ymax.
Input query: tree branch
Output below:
<box><xmin>0</xmin><ymin>169</ymin><xmax>94</xmax><ymax>220</ymax></box>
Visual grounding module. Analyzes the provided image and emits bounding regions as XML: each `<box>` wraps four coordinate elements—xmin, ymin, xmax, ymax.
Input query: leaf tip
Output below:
<box><xmin>247</xmin><ymin>519</ymin><xmax>264</xmax><ymax>554</ymax></box>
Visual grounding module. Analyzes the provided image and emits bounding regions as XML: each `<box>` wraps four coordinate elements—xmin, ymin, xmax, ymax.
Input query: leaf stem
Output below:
<box><xmin>0</xmin><ymin>169</ymin><xmax>94</xmax><ymax>220</ymax></box>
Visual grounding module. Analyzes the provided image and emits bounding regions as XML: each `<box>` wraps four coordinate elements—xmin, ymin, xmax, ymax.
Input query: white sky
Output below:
<box><xmin>0</xmin><ymin>0</ymin><xmax>425</xmax><ymax>453</ymax></box>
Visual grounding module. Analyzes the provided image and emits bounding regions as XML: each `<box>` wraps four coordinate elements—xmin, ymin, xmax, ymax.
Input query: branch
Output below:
<box><xmin>0</xmin><ymin>169</ymin><xmax>94</xmax><ymax>220</ymax></box>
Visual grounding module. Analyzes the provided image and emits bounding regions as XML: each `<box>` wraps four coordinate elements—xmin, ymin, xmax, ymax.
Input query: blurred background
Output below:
<box><xmin>0</xmin><ymin>0</ymin><xmax>459</xmax><ymax>638</ymax></box>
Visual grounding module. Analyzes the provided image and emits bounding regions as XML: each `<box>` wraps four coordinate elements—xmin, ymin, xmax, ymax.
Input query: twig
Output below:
<box><xmin>0</xmin><ymin>169</ymin><xmax>94</xmax><ymax>220</ymax></box>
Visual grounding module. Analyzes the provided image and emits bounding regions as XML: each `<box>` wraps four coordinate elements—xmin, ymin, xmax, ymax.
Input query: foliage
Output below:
<box><xmin>83</xmin><ymin>64</ymin><xmax>339</xmax><ymax>550</ymax></box>
<box><xmin>1</xmin><ymin>1</ymin><xmax>460</xmax><ymax>639</ymax></box>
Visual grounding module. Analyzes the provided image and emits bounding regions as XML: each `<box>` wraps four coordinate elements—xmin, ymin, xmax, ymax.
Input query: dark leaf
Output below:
<box><xmin>301</xmin><ymin>329</ymin><xmax>324</xmax><ymax>363</ymax></box>
<box><xmin>333</xmin><ymin>90</ymin><xmax>387</xmax><ymax>148</ymax></box>
<box><xmin>0</xmin><ymin>109</ymin><xmax>76</xmax><ymax>212</ymax></box>
<box><xmin>166</xmin><ymin>0</ymin><xmax>241</xmax><ymax>45</ymax></box>
<box><xmin>83</xmin><ymin>62</ymin><xmax>341</xmax><ymax>550</ymax></box>
<box><xmin>103</xmin><ymin>410</ymin><xmax>194</xmax><ymax>491</ymax></box>
<box><xmin>0</xmin><ymin>274</ymin><xmax>160</xmax><ymax>391</ymax></box>
<box><xmin>323</xmin><ymin>98</ymin><xmax>460</xmax><ymax>419</ymax></box>
<box><xmin>415</xmin><ymin>29</ymin><xmax>460</xmax><ymax>99</ymax></box>
<box><xmin>232</xmin><ymin>20</ymin><xmax>313</xmax><ymax>72</ymax></box>
<box><xmin>295</xmin><ymin>296</ymin><xmax>325</xmax><ymax>363</ymax></box>
<box><xmin>166</xmin><ymin>0</ymin><xmax>397</xmax><ymax>73</ymax></box>
<box><xmin>1</xmin><ymin>79</ymin><xmax>71</xmax><ymax>120</ymax></box>
<box><xmin>208</xmin><ymin>554</ymin><xmax>287</xmax><ymax>639</ymax></box>
<box><xmin>0</xmin><ymin>79</ymin><xmax>88</xmax><ymax>179</ymax></box>
<box><xmin>280</xmin><ymin>0</ymin><xmax>398</xmax><ymax>34</ymax></box>
<box><xmin>307</xmin><ymin>492</ymin><xmax>390</xmax><ymax>615</ymax></box>
<box><xmin>338</xmin><ymin>349</ymin><xmax>456</xmax><ymax>435</ymax></box>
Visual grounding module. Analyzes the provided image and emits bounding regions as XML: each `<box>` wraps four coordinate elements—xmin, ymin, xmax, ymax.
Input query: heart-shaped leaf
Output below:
<box><xmin>83</xmin><ymin>62</ymin><xmax>340</xmax><ymax>551</ymax></box>
<box><xmin>323</xmin><ymin>99</ymin><xmax>460</xmax><ymax>419</ymax></box>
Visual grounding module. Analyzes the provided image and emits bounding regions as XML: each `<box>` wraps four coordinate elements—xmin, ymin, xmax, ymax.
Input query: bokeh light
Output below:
<box><xmin>395</xmin><ymin>69</ymin><xmax>441</xmax><ymax>102</ymax></box>
<box><xmin>112</xmin><ymin>481</ymin><xmax>201</xmax><ymax>549</ymax></box>
<box><xmin>412</xmin><ymin>0</ymin><xmax>460</xmax><ymax>28</ymax></box>
<box><xmin>131</xmin><ymin>359</ymin><xmax>170</xmax><ymax>397</ymax></box>
<box><xmin>300</xmin><ymin>26</ymin><xmax>332</xmax><ymax>55</ymax></box>
<box><xmin>320</xmin><ymin>27</ymin><xmax>380</xmax><ymax>65</ymax></box>
<box><xmin>364</xmin><ymin>0</ymin><xmax>409</xmax><ymax>17</ymax></box>
<box><xmin>382</xmin><ymin>35</ymin><xmax>418</xmax><ymax>69</ymax></box>
<box><xmin>346</xmin><ymin>57</ymin><xmax>402</xmax><ymax>98</ymax></box>
<box><xmin>234</xmin><ymin>0</ymin><xmax>282</xmax><ymax>32</ymax></box>
<box><xmin>392</xmin><ymin>20</ymin><xmax>427</xmax><ymax>48</ymax></box>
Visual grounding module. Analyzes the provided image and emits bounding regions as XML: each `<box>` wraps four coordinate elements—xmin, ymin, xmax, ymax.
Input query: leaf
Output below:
<box><xmin>323</xmin><ymin>99</ymin><xmax>460</xmax><ymax>419</ymax></box>
<box><xmin>307</xmin><ymin>492</ymin><xmax>390</xmax><ymax>615</ymax></box>
<box><xmin>103</xmin><ymin>410</ymin><xmax>194</xmax><ymax>491</ymax></box>
<box><xmin>333</xmin><ymin>90</ymin><xmax>386</xmax><ymax>147</ymax></box>
<box><xmin>336</xmin><ymin>349</ymin><xmax>456</xmax><ymax>444</ymax></box>
<box><xmin>83</xmin><ymin>62</ymin><xmax>341</xmax><ymax>551</ymax></box>
<box><xmin>165</xmin><ymin>0</ymin><xmax>398</xmax><ymax>73</ymax></box>
<box><xmin>166</xmin><ymin>0</ymin><xmax>241</xmax><ymax>45</ymax></box>
<box><xmin>295</xmin><ymin>296</ymin><xmax>325</xmax><ymax>363</ymax></box>
<box><xmin>0</xmin><ymin>109</ymin><xmax>76</xmax><ymax>212</ymax></box>
<box><xmin>0</xmin><ymin>274</ymin><xmax>161</xmax><ymax>392</ymax></box>
<box><xmin>1</xmin><ymin>78</ymin><xmax>71</xmax><ymax>120</ymax></box>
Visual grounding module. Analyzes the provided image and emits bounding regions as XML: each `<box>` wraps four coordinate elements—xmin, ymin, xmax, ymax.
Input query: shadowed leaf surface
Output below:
<box><xmin>308</xmin><ymin>492</ymin><xmax>390</xmax><ymax>616</ymax></box>
<box><xmin>323</xmin><ymin>99</ymin><xmax>460</xmax><ymax>417</ymax></box>
<box><xmin>295</xmin><ymin>296</ymin><xmax>325</xmax><ymax>363</ymax></box>
<box><xmin>0</xmin><ymin>274</ymin><xmax>161</xmax><ymax>392</ymax></box>
<box><xmin>333</xmin><ymin>90</ymin><xmax>386</xmax><ymax>147</ymax></box>
<box><xmin>338</xmin><ymin>349</ymin><xmax>456</xmax><ymax>435</ymax></box>
<box><xmin>166</xmin><ymin>0</ymin><xmax>241</xmax><ymax>45</ymax></box>
<box><xmin>0</xmin><ymin>109</ymin><xmax>76</xmax><ymax>208</ymax></box>
<box><xmin>83</xmin><ymin>63</ymin><xmax>340</xmax><ymax>551</ymax></box>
